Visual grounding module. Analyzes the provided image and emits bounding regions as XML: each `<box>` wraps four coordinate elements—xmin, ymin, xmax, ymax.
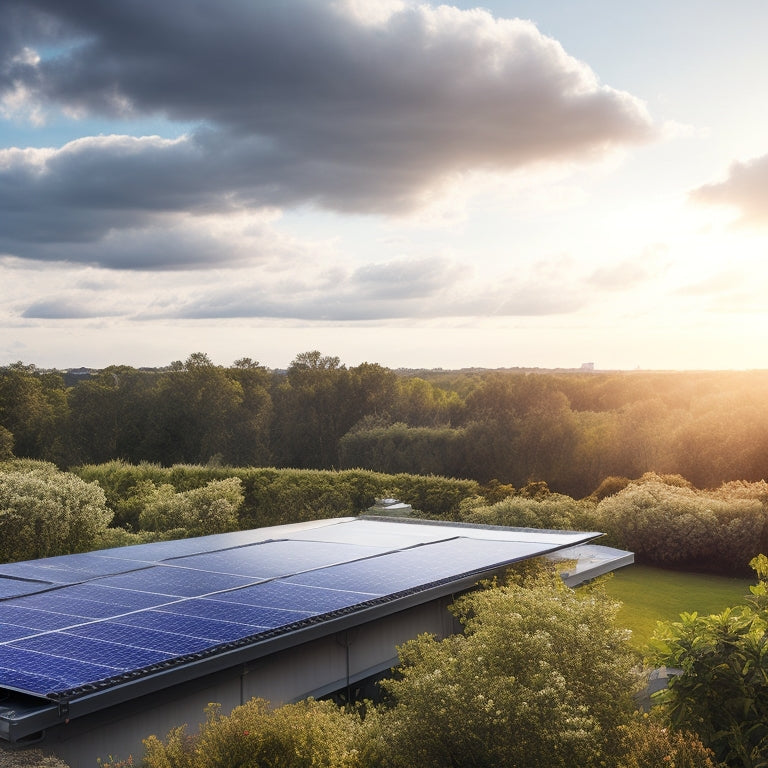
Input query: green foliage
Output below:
<box><xmin>0</xmin><ymin>461</ymin><xmax>113</xmax><ymax>562</ymax></box>
<box><xmin>596</xmin><ymin>474</ymin><xmax>768</xmax><ymax>572</ymax></box>
<box><xmin>0</xmin><ymin>364</ymin><xmax>68</xmax><ymax>463</ymax></box>
<box><xmin>136</xmin><ymin>478</ymin><xmax>244</xmax><ymax>537</ymax></box>
<box><xmin>0</xmin><ymin>425</ymin><xmax>13</xmax><ymax>460</ymax></box>
<box><xmin>589</xmin><ymin>474</ymin><xmax>632</xmax><ymax>501</ymax></box>
<box><xmin>339</xmin><ymin>423</ymin><xmax>468</xmax><ymax>478</ymax></box>
<box><xmin>72</xmin><ymin>463</ymin><xmax>480</xmax><ymax>530</ymax></box>
<box><xmin>375</xmin><ymin>568</ymin><xmax>638</xmax><ymax>768</ymax></box>
<box><xmin>648</xmin><ymin>556</ymin><xmax>768</xmax><ymax>767</ymax></box>
<box><xmin>141</xmin><ymin>699</ymin><xmax>363</xmax><ymax>768</ymax></box>
<box><xmin>459</xmin><ymin>491</ymin><xmax>590</xmax><ymax>531</ymax></box>
<box><xmin>616</xmin><ymin>711</ymin><xmax>717</xmax><ymax>768</ymax></box>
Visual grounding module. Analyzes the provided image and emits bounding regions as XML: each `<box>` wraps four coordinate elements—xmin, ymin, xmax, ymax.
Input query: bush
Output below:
<box><xmin>616</xmin><ymin>712</ymin><xmax>717</xmax><ymax>768</ymax></box>
<box><xmin>0</xmin><ymin>461</ymin><xmax>113</xmax><ymax>562</ymax></box>
<box><xmin>647</xmin><ymin>555</ymin><xmax>768</xmax><ymax>767</ymax></box>
<box><xmin>71</xmin><ymin>463</ymin><xmax>480</xmax><ymax>530</ymax></box>
<box><xmin>142</xmin><ymin>699</ymin><xmax>363</xmax><ymax>768</ymax></box>
<box><xmin>458</xmin><ymin>492</ymin><xmax>589</xmax><ymax>530</ymax></box>
<box><xmin>595</xmin><ymin>475</ymin><xmax>767</xmax><ymax>572</ymax></box>
<box><xmin>137</xmin><ymin>478</ymin><xmax>244</xmax><ymax>537</ymax></box>
<box><xmin>375</xmin><ymin>567</ymin><xmax>638</xmax><ymax>768</ymax></box>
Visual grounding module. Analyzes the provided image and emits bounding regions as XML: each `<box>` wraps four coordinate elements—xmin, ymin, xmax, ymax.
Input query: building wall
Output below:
<box><xmin>31</xmin><ymin>596</ymin><xmax>460</xmax><ymax>766</ymax></box>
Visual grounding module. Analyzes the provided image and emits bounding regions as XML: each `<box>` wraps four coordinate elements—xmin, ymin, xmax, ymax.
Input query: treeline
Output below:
<box><xmin>2</xmin><ymin>352</ymin><xmax>768</xmax><ymax>498</ymax></box>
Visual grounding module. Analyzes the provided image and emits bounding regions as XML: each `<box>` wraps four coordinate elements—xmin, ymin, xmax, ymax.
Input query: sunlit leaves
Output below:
<box><xmin>648</xmin><ymin>558</ymin><xmax>768</xmax><ymax>766</ymax></box>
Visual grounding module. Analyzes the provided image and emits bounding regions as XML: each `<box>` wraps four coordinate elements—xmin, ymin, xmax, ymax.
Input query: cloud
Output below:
<box><xmin>130</xmin><ymin>255</ymin><xmax>585</xmax><ymax>321</ymax></box>
<box><xmin>0</xmin><ymin>0</ymin><xmax>655</xmax><ymax>269</ymax></box>
<box><xmin>691</xmin><ymin>154</ymin><xmax>768</xmax><ymax>225</ymax></box>
<box><xmin>21</xmin><ymin>298</ymin><xmax>124</xmax><ymax>319</ymax></box>
<box><xmin>586</xmin><ymin>252</ymin><xmax>661</xmax><ymax>290</ymax></box>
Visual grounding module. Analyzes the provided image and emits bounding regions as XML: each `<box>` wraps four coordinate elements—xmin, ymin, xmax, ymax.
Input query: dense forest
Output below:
<box><xmin>2</xmin><ymin>351</ymin><xmax>767</xmax><ymax>498</ymax></box>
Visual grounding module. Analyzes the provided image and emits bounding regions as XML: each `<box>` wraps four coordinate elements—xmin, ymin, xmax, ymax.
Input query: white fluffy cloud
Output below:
<box><xmin>692</xmin><ymin>154</ymin><xmax>768</xmax><ymax>225</ymax></box>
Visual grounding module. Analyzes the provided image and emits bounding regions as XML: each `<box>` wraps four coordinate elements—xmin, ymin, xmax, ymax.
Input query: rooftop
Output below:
<box><xmin>0</xmin><ymin>516</ymin><xmax>627</xmax><ymax>742</ymax></box>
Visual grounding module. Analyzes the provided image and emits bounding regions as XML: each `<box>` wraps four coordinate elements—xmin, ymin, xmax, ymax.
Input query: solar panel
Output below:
<box><xmin>0</xmin><ymin>577</ymin><xmax>51</xmax><ymax>600</ymax></box>
<box><xmin>9</xmin><ymin>632</ymin><xmax>174</xmax><ymax>670</ymax></box>
<box><xmin>210</xmin><ymin>580</ymin><xmax>370</xmax><ymax>613</ymax></box>
<box><xmin>159</xmin><ymin>598</ymin><xmax>312</xmax><ymax>628</ymax></box>
<box><xmin>287</xmin><ymin>537</ymin><xmax>548</xmax><ymax>594</ymax></box>
<box><xmin>166</xmin><ymin>540</ymin><xmax>389</xmax><ymax>579</ymax></box>
<box><xmin>66</xmin><ymin>622</ymin><xmax>213</xmax><ymax>656</ymax></box>
<box><xmin>0</xmin><ymin>645</ymin><xmax>118</xmax><ymax>690</ymax></box>
<box><xmin>114</xmin><ymin>610</ymin><xmax>260</xmax><ymax>643</ymax></box>
<box><xmin>0</xmin><ymin>604</ymin><xmax>81</xmax><ymax>631</ymax></box>
<box><xmin>0</xmin><ymin>553</ymin><xmax>155</xmax><ymax>585</ymax></box>
<box><xmin>93</xmin><ymin>565</ymin><xmax>259</xmax><ymax>598</ymax></box>
<box><xmin>0</xmin><ymin>517</ymin><xmax>603</xmax><ymax>702</ymax></box>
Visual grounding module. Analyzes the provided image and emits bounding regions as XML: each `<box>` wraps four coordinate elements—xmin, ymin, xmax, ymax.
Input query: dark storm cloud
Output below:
<box><xmin>0</xmin><ymin>0</ymin><xmax>655</xmax><ymax>269</ymax></box>
<box><xmin>691</xmin><ymin>154</ymin><xmax>768</xmax><ymax>225</ymax></box>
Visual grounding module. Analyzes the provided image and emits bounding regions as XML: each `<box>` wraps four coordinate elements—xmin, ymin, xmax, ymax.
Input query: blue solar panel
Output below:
<box><xmin>115</xmin><ymin>610</ymin><xmax>258</xmax><ymax>643</ymax></box>
<box><xmin>0</xmin><ymin>554</ymin><xmax>151</xmax><ymax>585</ymax></box>
<box><xmin>0</xmin><ymin>604</ymin><xmax>81</xmax><ymax>632</ymax></box>
<box><xmin>66</xmin><ymin>622</ymin><xmax>213</xmax><ymax>656</ymax></box>
<box><xmin>0</xmin><ymin>664</ymin><xmax>67</xmax><ymax>696</ymax></box>
<box><xmin>0</xmin><ymin>646</ymin><xmax>118</xmax><ymax>690</ymax></box>
<box><xmin>287</xmin><ymin>538</ymin><xmax>547</xmax><ymax>594</ymax></box>
<box><xmin>0</xmin><ymin>577</ymin><xmax>51</xmax><ymax>599</ymax></box>
<box><xmin>161</xmin><ymin>598</ymin><xmax>311</xmax><ymax>628</ymax></box>
<box><xmin>9</xmin><ymin>633</ymin><xmax>174</xmax><ymax>670</ymax></box>
<box><xmin>95</xmin><ymin>529</ymin><xmax>283</xmax><ymax>562</ymax></box>
<box><xmin>63</xmin><ymin>583</ymin><xmax>174</xmax><ymax>611</ymax></box>
<box><xmin>168</xmin><ymin>540</ymin><xmax>387</xmax><ymax>579</ymax></box>
<box><xmin>0</xmin><ymin>624</ymin><xmax>34</xmax><ymax>642</ymax></box>
<box><xmin>10</xmin><ymin>592</ymin><xmax>120</xmax><ymax>620</ymax></box>
<box><xmin>211</xmin><ymin>581</ymin><xmax>371</xmax><ymax>613</ymax></box>
<box><xmin>94</xmin><ymin>565</ymin><xmax>259</xmax><ymax>597</ymax></box>
<box><xmin>0</xmin><ymin>519</ymin><xmax>600</xmax><ymax>701</ymax></box>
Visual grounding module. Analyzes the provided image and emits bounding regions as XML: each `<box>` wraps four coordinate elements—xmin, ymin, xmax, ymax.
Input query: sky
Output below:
<box><xmin>2</xmin><ymin>0</ymin><xmax>768</xmax><ymax>372</ymax></box>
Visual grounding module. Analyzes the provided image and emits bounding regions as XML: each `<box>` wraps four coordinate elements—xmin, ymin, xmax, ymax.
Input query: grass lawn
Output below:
<box><xmin>601</xmin><ymin>564</ymin><xmax>755</xmax><ymax>652</ymax></box>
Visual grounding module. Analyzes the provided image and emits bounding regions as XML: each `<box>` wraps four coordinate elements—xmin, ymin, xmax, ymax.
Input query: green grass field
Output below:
<box><xmin>601</xmin><ymin>564</ymin><xmax>755</xmax><ymax>652</ymax></box>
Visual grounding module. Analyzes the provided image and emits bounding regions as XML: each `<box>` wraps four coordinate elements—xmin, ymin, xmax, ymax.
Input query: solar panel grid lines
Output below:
<box><xmin>1</xmin><ymin>520</ymin><xmax>602</xmax><ymax>704</ymax></box>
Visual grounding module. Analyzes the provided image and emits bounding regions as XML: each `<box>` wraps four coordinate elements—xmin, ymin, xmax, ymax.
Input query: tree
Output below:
<box><xmin>271</xmin><ymin>352</ymin><xmax>354</xmax><ymax>468</ymax></box>
<box><xmin>145</xmin><ymin>354</ymin><xmax>247</xmax><ymax>465</ymax></box>
<box><xmin>375</xmin><ymin>567</ymin><xmax>639</xmax><ymax>768</ymax></box>
<box><xmin>0</xmin><ymin>363</ymin><xmax>68</xmax><ymax>463</ymax></box>
<box><xmin>648</xmin><ymin>554</ymin><xmax>768</xmax><ymax>767</ymax></box>
<box><xmin>0</xmin><ymin>425</ymin><xmax>13</xmax><ymax>460</ymax></box>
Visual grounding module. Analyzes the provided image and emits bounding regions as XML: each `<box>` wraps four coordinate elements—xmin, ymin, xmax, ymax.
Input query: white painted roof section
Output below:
<box><xmin>548</xmin><ymin>544</ymin><xmax>635</xmax><ymax>586</ymax></box>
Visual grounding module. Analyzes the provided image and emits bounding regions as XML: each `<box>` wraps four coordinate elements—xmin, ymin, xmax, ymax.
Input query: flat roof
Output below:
<box><xmin>0</xmin><ymin>516</ymin><xmax>603</xmax><ymax>740</ymax></box>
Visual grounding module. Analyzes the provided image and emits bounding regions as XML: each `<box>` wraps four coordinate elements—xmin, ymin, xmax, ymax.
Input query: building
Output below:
<box><xmin>0</xmin><ymin>516</ymin><xmax>632</xmax><ymax>765</ymax></box>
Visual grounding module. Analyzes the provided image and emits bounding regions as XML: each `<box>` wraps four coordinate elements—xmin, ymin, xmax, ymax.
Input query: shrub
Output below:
<box><xmin>596</xmin><ymin>476</ymin><xmax>767</xmax><ymax>572</ymax></box>
<box><xmin>137</xmin><ymin>478</ymin><xmax>244</xmax><ymax>537</ymax></box>
<box><xmin>647</xmin><ymin>555</ymin><xmax>768</xmax><ymax>766</ymax></box>
<box><xmin>0</xmin><ymin>461</ymin><xmax>112</xmax><ymax>562</ymax></box>
<box><xmin>375</xmin><ymin>568</ymin><xmax>638</xmax><ymax>768</ymax></box>
<box><xmin>142</xmin><ymin>699</ymin><xmax>363</xmax><ymax>768</ymax></box>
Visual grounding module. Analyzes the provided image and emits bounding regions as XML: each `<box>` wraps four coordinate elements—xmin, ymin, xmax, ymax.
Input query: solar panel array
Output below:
<box><xmin>0</xmin><ymin>518</ymin><xmax>597</xmax><ymax>701</ymax></box>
